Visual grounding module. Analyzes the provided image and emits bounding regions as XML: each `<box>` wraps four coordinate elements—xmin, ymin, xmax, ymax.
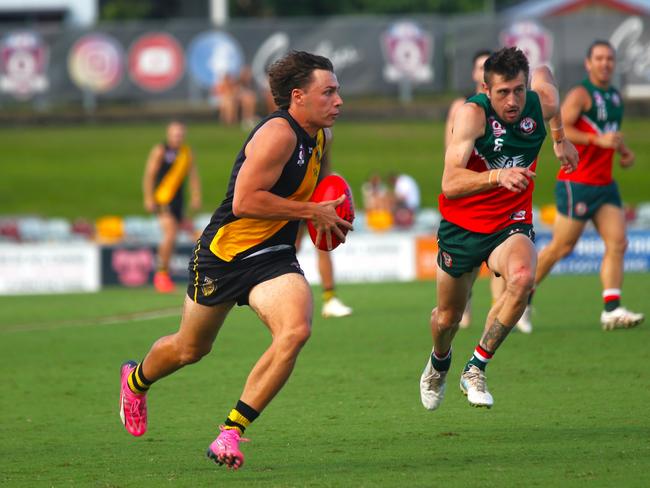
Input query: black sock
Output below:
<box><xmin>431</xmin><ymin>349</ymin><xmax>452</xmax><ymax>372</ymax></box>
<box><xmin>224</xmin><ymin>400</ymin><xmax>260</xmax><ymax>435</ymax></box>
<box><xmin>128</xmin><ymin>362</ymin><xmax>152</xmax><ymax>394</ymax></box>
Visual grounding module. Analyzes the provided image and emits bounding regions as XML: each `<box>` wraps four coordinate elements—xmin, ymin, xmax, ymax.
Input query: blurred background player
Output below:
<box><xmin>445</xmin><ymin>50</ymin><xmax>491</xmax><ymax>148</ymax></box>
<box><xmin>143</xmin><ymin>121</ymin><xmax>202</xmax><ymax>293</ymax></box>
<box><xmin>445</xmin><ymin>50</ymin><xmax>527</xmax><ymax>331</ymax></box>
<box><xmin>531</xmin><ymin>40</ymin><xmax>644</xmax><ymax>331</ymax></box>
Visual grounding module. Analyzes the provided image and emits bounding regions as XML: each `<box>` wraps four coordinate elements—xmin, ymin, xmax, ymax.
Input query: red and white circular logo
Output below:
<box><xmin>519</xmin><ymin>117</ymin><xmax>537</xmax><ymax>134</ymax></box>
<box><xmin>128</xmin><ymin>33</ymin><xmax>184</xmax><ymax>92</ymax></box>
<box><xmin>442</xmin><ymin>251</ymin><xmax>453</xmax><ymax>268</ymax></box>
<box><xmin>575</xmin><ymin>202</ymin><xmax>588</xmax><ymax>217</ymax></box>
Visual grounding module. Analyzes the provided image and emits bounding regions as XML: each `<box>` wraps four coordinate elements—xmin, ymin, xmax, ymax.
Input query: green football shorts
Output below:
<box><xmin>437</xmin><ymin>219</ymin><xmax>535</xmax><ymax>278</ymax></box>
<box><xmin>555</xmin><ymin>180</ymin><xmax>622</xmax><ymax>221</ymax></box>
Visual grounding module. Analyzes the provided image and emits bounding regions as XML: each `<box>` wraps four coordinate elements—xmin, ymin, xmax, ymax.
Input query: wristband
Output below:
<box><xmin>496</xmin><ymin>169</ymin><xmax>503</xmax><ymax>186</ymax></box>
<box><xmin>488</xmin><ymin>170</ymin><xmax>495</xmax><ymax>185</ymax></box>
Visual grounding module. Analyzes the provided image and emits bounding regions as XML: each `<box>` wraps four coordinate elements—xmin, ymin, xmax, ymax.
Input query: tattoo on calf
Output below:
<box><xmin>480</xmin><ymin>318</ymin><xmax>512</xmax><ymax>352</ymax></box>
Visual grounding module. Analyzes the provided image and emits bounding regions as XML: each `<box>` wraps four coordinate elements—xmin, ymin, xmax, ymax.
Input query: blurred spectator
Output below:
<box><xmin>361</xmin><ymin>172</ymin><xmax>393</xmax><ymax>231</ymax></box>
<box><xmin>389</xmin><ymin>173</ymin><xmax>420</xmax><ymax>228</ymax></box>
<box><xmin>213</xmin><ymin>66</ymin><xmax>258</xmax><ymax>129</ymax></box>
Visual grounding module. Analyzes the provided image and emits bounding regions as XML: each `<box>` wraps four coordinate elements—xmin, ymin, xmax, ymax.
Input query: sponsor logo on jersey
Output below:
<box><xmin>612</xmin><ymin>92</ymin><xmax>621</xmax><ymax>106</ymax></box>
<box><xmin>489</xmin><ymin>117</ymin><xmax>506</xmax><ymax>137</ymax></box>
<box><xmin>297</xmin><ymin>144</ymin><xmax>305</xmax><ymax>166</ymax></box>
<box><xmin>519</xmin><ymin>117</ymin><xmax>537</xmax><ymax>134</ymax></box>
<box><xmin>510</xmin><ymin>210</ymin><xmax>526</xmax><ymax>221</ymax></box>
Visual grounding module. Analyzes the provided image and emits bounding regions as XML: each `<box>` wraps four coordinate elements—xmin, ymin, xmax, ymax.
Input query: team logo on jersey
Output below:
<box><xmin>574</xmin><ymin>202</ymin><xmax>588</xmax><ymax>217</ymax></box>
<box><xmin>612</xmin><ymin>92</ymin><xmax>621</xmax><ymax>106</ymax></box>
<box><xmin>519</xmin><ymin>117</ymin><xmax>537</xmax><ymax>134</ymax></box>
<box><xmin>297</xmin><ymin>144</ymin><xmax>305</xmax><ymax>166</ymax></box>
<box><xmin>200</xmin><ymin>276</ymin><xmax>217</xmax><ymax>297</ymax></box>
<box><xmin>488</xmin><ymin>117</ymin><xmax>506</xmax><ymax>137</ymax></box>
<box><xmin>510</xmin><ymin>210</ymin><xmax>526</xmax><ymax>221</ymax></box>
<box><xmin>164</xmin><ymin>149</ymin><xmax>176</xmax><ymax>164</ymax></box>
<box><xmin>441</xmin><ymin>251</ymin><xmax>453</xmax><ymax>268</ymax></box>
<box><xmin>594</xmin><ymin>91</ymin><xmax>604</xmax><ymax>106</ymax></box>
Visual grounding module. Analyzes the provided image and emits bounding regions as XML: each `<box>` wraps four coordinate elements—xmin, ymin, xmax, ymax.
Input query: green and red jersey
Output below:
<box><xmin>439</xmin><ymin>91</ymin><xmax>547</xmax><ymax>233</ymax></box>
<box><xmin>558</xmin><ymin>78</ymin><xmax>623</xmax><ymax>186</ymax></box>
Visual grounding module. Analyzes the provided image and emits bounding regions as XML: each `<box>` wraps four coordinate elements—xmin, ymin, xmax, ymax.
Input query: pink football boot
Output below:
<box><xmin>119</xmin><ymin>361</ymin><xmax>148</xmax><ymax>437</ymax></box>
<box><xmin>206</xmin><ymin>426</ymin><xmax>250</xmax><ymax>470</ymax></box>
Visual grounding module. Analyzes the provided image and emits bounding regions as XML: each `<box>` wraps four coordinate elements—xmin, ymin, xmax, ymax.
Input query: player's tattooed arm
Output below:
<box><xmin>479</xmin><ymin>318</ymin><xmax>511</xmax><ymax>353</ymax></box>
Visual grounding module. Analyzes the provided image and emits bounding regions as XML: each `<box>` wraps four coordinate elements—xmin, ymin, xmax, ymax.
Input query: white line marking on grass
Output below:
<box><xmin>1</xmin><ymin>307</ymin><xmax>180</xmax><ymax>333</ymax></box>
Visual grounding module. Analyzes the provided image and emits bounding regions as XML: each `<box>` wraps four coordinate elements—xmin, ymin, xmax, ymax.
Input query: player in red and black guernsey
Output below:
<box><xmin>143</xmin><ymin>121</ymin><xmax>202</xmax><ymax>293</ymax></box>
<box><xmin>420</xmin><ymin>47</ymin><xmax>578</xmax><ymax>411</ymax></box>
<box><xmin>119</xmin><ymin>51</ymin><xmax>350</xmax><ymax>469</ymax></box>
<box><xmin>533</xmin><ymin>40</ymin><xmax>643</xmax><ymax>331</ymax></box>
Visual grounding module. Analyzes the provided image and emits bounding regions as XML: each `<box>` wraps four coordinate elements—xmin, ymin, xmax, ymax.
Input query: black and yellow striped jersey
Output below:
<box><xmin>200</xmin><ymin>110</ymin><xmax>325</xmax><ymax>263</ymax></box>
<box><xmin>154</xmin><ymin>143</ymin><xmax>191</xmax><ymax>207</ymax></box>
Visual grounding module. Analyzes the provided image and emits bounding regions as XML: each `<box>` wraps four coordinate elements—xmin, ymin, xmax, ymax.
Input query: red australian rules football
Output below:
<box><xmin>307</xmin><ymin>174</ymin><xmax>355</xmax><ymax>251</ymax></box>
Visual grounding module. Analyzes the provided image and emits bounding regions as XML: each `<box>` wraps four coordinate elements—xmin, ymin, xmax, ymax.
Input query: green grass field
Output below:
<box><xmin>1</xmin><ymin>119</ymin><xmax>649</xmax><ymax>220</ymax></box>
<box><xmin>1</xmin><ymin>275</ymin><xmax>649</xmax><ymax>487</ymax></box>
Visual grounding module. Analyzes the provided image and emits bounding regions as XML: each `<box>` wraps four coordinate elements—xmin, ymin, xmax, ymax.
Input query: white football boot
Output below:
<box><xmin>600</xmin><ymin>307</ymin><xmax>644</xmax><ymax>331</ymax></box>
<box><xmin>515</xmin><ymin>305</ymin><xmax>533</xmax><ymax>334</ymax></box>
<box><xmin>420</xmin><ymin>355</ymin><xmax>448</xmax><ymax>411</ymax></box>
<box><xmin>321</xmin><ymin>297</ymin><xmax>353</xmax><ymax>318</ymax></box>
<box><xmin>460</xmin><ymin>365</ymin><xmax>493</xmax><ymax>408</ymax></box>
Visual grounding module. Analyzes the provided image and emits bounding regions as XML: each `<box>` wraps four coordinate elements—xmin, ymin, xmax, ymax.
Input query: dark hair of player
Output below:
<box><xmin>268</xmin><ymin>50</ymin><xmax>334</xmax><ymax>110</ymax></box>
<box><xmin>586</xmin><ymin>39</ymin><xmax>615</xmax><ymax>59</ymax></box>
<box><xmin>483</xmin><ymin>47</ymin><xmax>530</xmax><ymax>87</ymax></box>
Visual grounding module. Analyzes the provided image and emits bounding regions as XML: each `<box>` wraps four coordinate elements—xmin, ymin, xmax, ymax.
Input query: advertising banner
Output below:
<box><xmin>538</xmin><ymin>229</ymin><xmax>650</xmax><ymax>275</ymax></box>
<box><xmin>99</xmin><ymin>229</ymin><xmax>650</xmax><ymax>289</ymax></box>
<box><xmin>297</xmin><ymin>233</ymin><xmax>416</xmax><ymax>284</ymax></box>
<box><xmin>0</xmin><ymin>243</ymin><xmax>100</xmax><ymax>295</ymax></box>
<box><xmin>100</xmin><ymin>244</ymin><xmax>194</xmax><ymax>286</ymax></box>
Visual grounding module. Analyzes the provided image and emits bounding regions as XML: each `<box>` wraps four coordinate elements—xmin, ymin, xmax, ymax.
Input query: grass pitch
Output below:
<box><xmin>1</xmin><ymin>275</ymin><xmax>649</xmax><ymax>487</ymax></box>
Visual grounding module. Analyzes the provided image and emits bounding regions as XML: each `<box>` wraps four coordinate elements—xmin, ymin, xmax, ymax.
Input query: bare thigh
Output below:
<box><xmin>592</xmin><ymin>204</ymin><xmax>626</xmax><ymax>247</ymax></box>
<box><xmin>487</xmin><ymin>233</ymin><xmax>537</xmax><ymax>282</ymax></box>
<box><xmin>177</xmin><ymin>295</ymin><xmax>235</xmax><ymax>347</ymax></box>
<box><xmin>248</xmin><ymin>273</ymin><xmax>313</xmax><ymax>335</ymax></box>
<box><xmin>436</xmin><ymin>265</ymin><xmax>478</xmax><ymax>319</ymax></box>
